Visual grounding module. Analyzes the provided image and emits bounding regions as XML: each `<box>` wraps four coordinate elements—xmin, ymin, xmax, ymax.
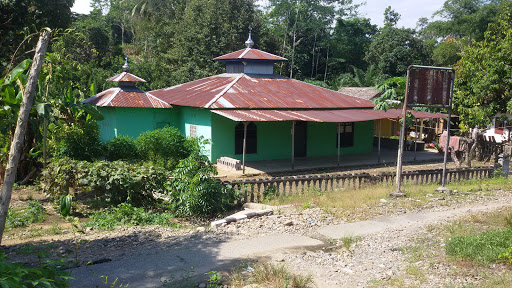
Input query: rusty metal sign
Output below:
<box><xmin>407</xmin><ymin>67</ymin><xmax>453</xmax><ymax>106</ymax></box>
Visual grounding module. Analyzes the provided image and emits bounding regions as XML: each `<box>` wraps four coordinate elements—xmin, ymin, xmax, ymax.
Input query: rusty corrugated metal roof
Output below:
<box><xmin>107</xmin><ymin>72</ymin><xmax>146</xmax><ymax>82</ymax></box>
<box><xmin>150</xmin><ymin>74</ymin><xmax>374</xmax><ymax>109</ymax></box>
<box><xmin>214</xmin><ymin>48</ymin><xmax>287</xmax><ymax>62</ymax></box>
<box><xmin>382</xmin><ymin>109</ymin><xmax>448</xmax><ymax>119</ymax></box>
<box><xmin>83</xmin><ymin>86</ymin><xmax>171</xmax><ymax>108</ymax></box>
<box><xmin>212</xmin><ymin>109</ymin><xmax>391</xmax><ymax>122</ymax></box>
<box><xmin>337</xmin><ymin>87</ymin><xmax>383</xmax><ymax>101</ymax></box>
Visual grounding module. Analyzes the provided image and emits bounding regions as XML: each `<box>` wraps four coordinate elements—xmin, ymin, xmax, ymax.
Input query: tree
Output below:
<box><xmin>0</xmin><ymin>29</ymin><xmax>50</xmax><ymax>244</ymax></box>
<box><xmin>453</xmin><ymin>1</ymin><xmax>512</xmax><ymax>128</ymax></box>
<box><xmin>425</xmin><ymin>0</ymin><xmax>503</xmax><ymax>42</ymax></box>
<box><xmin>0</xmin><ymin>0</ymin><xmax>74</xmax><ymax>73</ymax></box>
<box><xmin>366</xmin><ymin>25</ymin><xmax>433</xmax><ymax>77</ymax></box>
<box><xmin>331</xmin><ymin>16</ymin><xmax>377</xmax><ymax>73</ymax></box>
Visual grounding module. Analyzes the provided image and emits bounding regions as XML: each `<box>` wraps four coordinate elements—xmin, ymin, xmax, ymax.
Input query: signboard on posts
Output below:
<box><xmin>407</xmin><ymin>67</ymin><xmax>454</xmax><ymax>106</ymax></box>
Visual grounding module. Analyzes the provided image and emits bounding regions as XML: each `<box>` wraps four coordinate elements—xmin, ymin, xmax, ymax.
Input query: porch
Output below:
<box><xmin>216</xmin><ymin>147</ymin><xmax>445</xmax><ymax>178</ymax></box>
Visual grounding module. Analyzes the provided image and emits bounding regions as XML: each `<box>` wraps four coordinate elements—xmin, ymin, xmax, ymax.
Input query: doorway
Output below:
<box><xmin>294</xmin><ymin>121</ymin><xmax>307</xmax><ymax>157</ymax></box>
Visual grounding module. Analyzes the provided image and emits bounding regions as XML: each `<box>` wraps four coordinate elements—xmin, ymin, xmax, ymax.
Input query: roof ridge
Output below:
<box><xmin>146</xmin><ymin>92</ymin><xmax>172</xmax><ymax>107</ymax></box>
<box><xmin>97</xmin><ymin>87</ymin><xmax>120</xmax><ymax>106</ymax></box>
<box><xmin>204</xmin><ymin>74</ymin><xmax>244</xmax><ymax>108</ymax></box>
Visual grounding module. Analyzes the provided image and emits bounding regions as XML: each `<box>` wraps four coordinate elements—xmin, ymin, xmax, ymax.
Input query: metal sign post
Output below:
<box><xmin>392</xmin><ymin>65</ymin><xmax>455</xmax><ymax>197</ymax></box>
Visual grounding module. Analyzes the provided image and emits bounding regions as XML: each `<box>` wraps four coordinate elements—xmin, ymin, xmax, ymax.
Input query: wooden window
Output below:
<box><xmin>336</xmin><ymin>122</ymin><xmax>354</xmax><ymax>148</ymax></box>
<box><xmin>235</xmin><ymin>122</ymin><xmax>257</xmax><ymax>154</ymax></box>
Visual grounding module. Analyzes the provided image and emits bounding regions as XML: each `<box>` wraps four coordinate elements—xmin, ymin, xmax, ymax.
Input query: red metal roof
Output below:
<box><xmin>212</xmin><ymin>109</ymin><xmax>392</xmax><ymax>122</ymax></box>
<box><xmin>150</xmin><ymin>74</ymin><xmax>374</xmax><ymax>109</ymax></box>
<box><xmin>107</xmin><ymin>72</ymin><xmax>146</xmax><ymax>82</ymax></box>
<box><xmin>382</xmin><ymin>109</ymin><xmax>448</xmax><ymax>119</ymax></box>
<box><xmin>83</xmin><ymin>86</ymin><xmax>171</xmax><ymax>108</ymax></box>
<box><xmin>214</xmin><ymin>48</ymin><xmax>287</xmax><ymax>62</ymax></box>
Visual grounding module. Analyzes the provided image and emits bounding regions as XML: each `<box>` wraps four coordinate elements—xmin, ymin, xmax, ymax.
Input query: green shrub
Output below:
<box><xmin>41</xmin><ymin>157</ymin><xmax>90</xmax><ymax>199</ymax></box>
<box><xmin>104</xmin><ymin>135</ymin><xmax>139</xmax><ymax>162</ymax></box>
<box><xmin>82</xmin><ymin>161</ymin><xmax>169</xmax><ymax>206</ymax></box>
<box><xmin>165</xmin><ymin>151</ymin><xmax>240</xmax><ymax>217</ymax></box>
<box><xmin>446</xmin><ymin>228</ymin><xmax>512</xmax><ymax>264</ymax></box>
<box><xmin>6</xmin><ymin>200</ymin><xmax>47</xmax><ymax>229</ymax></box>
<box><xmin>53</xmin><ymin>121</ymin><xmax>103</xmax><ymax>161</ymax></box>
<box><xmin>42</xmin><ymin>158</ymin><xmax>170</xmax><ymax>207</ymax></box>
<box><xmin>0</xmin><ymin>251</ymin><xmax>72</xmax><ymax>287</ymax></box>
<box><xmin>84</xmin><ymin>203</ymin><xmax>176</xmax><ymax>229</ymax></box>
<box><xmin>136</xmin><ymin>126</ymin><xmax>193</xmax><ymax>169</ymax></box>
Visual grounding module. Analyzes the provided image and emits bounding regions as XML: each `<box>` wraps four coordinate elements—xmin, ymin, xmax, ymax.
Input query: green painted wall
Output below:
<box><xmin>211</xmin><ymin>114</ymin><xmax>292</xmax><ymax>162</ymax></box>
<box><xmin>211</xmin><ymin>113</ymin><xmax>374</xmax><ymax>162</ymax></box>
<box><xmin>307</xmin><ymin>121</ymin><xmax>374</xmax><ymax>157</ymax></box>
<box><xmin>98</xmin><ymin>107</ymin><xmax>175</xmax><ymax>141</ymax></box>
<box><xmin>174</xmin><ymin>106</ymin><xmax>213</xmax><ymax>160</ymax></box>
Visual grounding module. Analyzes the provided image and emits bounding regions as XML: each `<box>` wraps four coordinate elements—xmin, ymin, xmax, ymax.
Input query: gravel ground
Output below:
<box><xmin>3</xmin><ymin>188</ymin><xmax>512</xmax><ymax>287</ymax></box>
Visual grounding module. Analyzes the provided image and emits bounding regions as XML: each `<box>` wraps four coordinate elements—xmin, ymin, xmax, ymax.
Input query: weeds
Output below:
<box><xmin>6</xmin><ymin>200</ymin><xmax>46</xmax><ymax>229</ymax></box>
<box><xmin>84</xmin><ymin>203</ymin><xmax>178</xmax><ymax>229</ymax></box>
<box><xmin>340</xmin><ymin>235</ymin><xmax>361</xmax><ymax>252</ymax></box>
<box><xmin>228</xmin><ymin>262</ymin><xmax>313</xmax><ymax>288</ymax></box>
<box><xmin>446</xmin><ymin>228</ymin><xmax>512</xmax><ymax>264</ymax></box>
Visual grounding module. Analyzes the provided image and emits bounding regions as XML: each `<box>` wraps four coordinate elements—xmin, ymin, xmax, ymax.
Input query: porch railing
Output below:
<box><xmin>223</xmin><ymin>166</ymin><xmax>494</xmax><ymax>203</ymax></box>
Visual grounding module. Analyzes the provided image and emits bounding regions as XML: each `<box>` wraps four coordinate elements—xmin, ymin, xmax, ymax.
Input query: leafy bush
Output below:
<box><xmin>165</xmin><ymin>151</ymin><xmax>240</xmax><ymax>217</ymax></box>
<box><xmin>84</xmin><ymin>203</ymin><xmax>176</xmax><ymax>229</ymax></box>
<box><xmin>6</xmin><ymin>201</ymin><xmax>47</xmax><ymax>229</ymax></box>
<box><xmin>53</xmin><ymin>121</ymin><xmax>103</xmax><ymax>161</ymax></box>
<box><xmin>41</xmin><ymin>157</ymin><xmax>89</xmax><ymax>199</ymax></box>
<box><xmin>136</xmin><ymin>126</ymin><xmax>193</xmax><ymax>169</ymax></box>
<box><xmin>42</xmin><ymin>158</ymin><xmax>170</xmax><ymax>207</ymax></box>
<box><xmin>446</xmin><ymin>228</ymin><xmax>512</xmax><ymax>264</ymax></box>
<box><xmin>0</xmin><ymin>251</ymin><xmax>72</xmax><ymax>287</ymax></box>
<box><xmin>104</xmin><ymin>135</ymin><xmax>139</xmax><ymax>162</ymax></box>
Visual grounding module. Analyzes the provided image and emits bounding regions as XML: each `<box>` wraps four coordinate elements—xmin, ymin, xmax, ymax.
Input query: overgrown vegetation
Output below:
<box><xmin>228</xmin><ymin>262</ymin><xmax>314</xmax><ymax>288</ymax></box>
<box><xmin>84</xmin><ymin>203</ymin><xmax>177</xmax><ymax>230</ymax></box>
<box><xmin>6</xmin><ymin>200</ymin><xmax>46</xmax><ymax>229</ymax></box>
<box><xmin>0</xmin><ymin>250</ymin><xmax>72</xmax><ymax>287</ymax></box>
<box><xmin>446</xmin><ymin>228</ymin><xmax>512</xmax><ymax>264</ymax></box>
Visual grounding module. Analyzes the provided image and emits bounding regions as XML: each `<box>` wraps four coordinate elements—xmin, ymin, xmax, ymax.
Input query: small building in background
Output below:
<box><xmin>83</xmin><ymin>57</ymin><xmax>172</xmax><ymax>141</ymax></box>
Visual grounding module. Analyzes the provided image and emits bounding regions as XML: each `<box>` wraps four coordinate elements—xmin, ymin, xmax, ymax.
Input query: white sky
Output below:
<box><xmin>72</xmin><ymin>0</ymin><xmax>446</xmax><ymax>29</ymax></box>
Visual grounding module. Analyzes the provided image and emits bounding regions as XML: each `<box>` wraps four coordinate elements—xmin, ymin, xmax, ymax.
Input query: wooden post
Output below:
<box><xmin>291</xmin><ymin>121</ymin><xmax>295</xmax><ymax>170</ymax></box>
<box><xmin>0</xmin><ymin>29</ymin><xmax>51</xmax><ymax>244</ymax></box>
<box><xmin>395</xmin><ymin>68</ymin><xmax>411</xmax><ymax>193</ymax></box>
<box><xmin>414</xmin><ymin>119</ymin><xmax>418</xmax><ymax>161</ymax></box>
<box><xmin>242</xmin><ymin>122</ymin><xmax>248</xmax><ymax>174</ymax></box>
<box><xmin>378</xmin><ymin>119</ymin><xmax>382</xmax><ymax>164</ymax></box>
<box><xmin>337</xmin><ymin>122</ymin><xmax>341</xmax><ymax>166</ymax></box>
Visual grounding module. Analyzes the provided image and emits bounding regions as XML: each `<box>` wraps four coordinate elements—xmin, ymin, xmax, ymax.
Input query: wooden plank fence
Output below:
<box><xmin>223</xmin><ymin>166</ymin><xmax>494</xmax><ymax>203</ymax></box>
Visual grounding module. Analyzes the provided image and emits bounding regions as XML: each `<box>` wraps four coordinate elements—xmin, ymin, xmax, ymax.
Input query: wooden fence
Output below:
<box><xmin>224</xmin><ymin>166</ymin><xmax>495</xmax><ymax>203</ymax></box>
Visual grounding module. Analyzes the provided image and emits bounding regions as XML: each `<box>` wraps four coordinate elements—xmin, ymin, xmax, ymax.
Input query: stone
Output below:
<box><xmin>283</xmin><ymin>220</ymin><xmax>294</xmax><ymax>226</ymax></box>
<box><xmin>196</xmin><ymin>227</ymin><xmax>206</xmax><ymax>232</ymax></box>
<box><xmin>435</xmin><ymin>186</ymin><xmax>452</xmax><ymax>194</ymax></box>
<box><xmin>389</xmin><ymin>190</ymin><xmax>406</xmax><ymax>198</ymax></box>
<box><xmin>198</xmin><ymin>283</ymin><xmax>206</xmax><ymax>288</ymax></box>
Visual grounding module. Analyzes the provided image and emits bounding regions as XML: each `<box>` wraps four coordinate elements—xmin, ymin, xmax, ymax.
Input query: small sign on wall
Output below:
<box><xmin>190</xmin><ymin>124</ymin><xmax>197</xmax><ymax>138</ymax></box>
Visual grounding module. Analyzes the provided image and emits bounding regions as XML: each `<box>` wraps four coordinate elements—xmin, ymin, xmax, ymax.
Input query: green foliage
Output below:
<box><xmin>454</xmin><ymin>1</ymin><xmax>512</xmax><ymax>128</ymax></box>
<box><xmin>499</xmin><ymin>247</ymin><xmax>512</xmax><ymax>264</ymax></box>
<box><xmin>136</xmin><ymin>126</ymin><xmax>193</xmax><ymax>170</ymax></box>
<box><xmin>205</xmin><ymin>271</ymin><xmax>222</xmax><ymax>288</ymax></box>
<box><xmin>105</xmin><ymin>135</ymin><xmax>139</xmax><ymax>162</ymax></box>
<box><xmin>54</xmin><ymin>121</ymin><xmax>103</xmax><ymax>162</ymax></box>
<box><xmin>6</xmin><ymin>201</ymin><xmax>47</xmax><ymax>229</ymax></box>
<box><xmin>84</xmin><ymin>203</ymin><xmax>176</xmax><ymax>230</ymax></box>
<box><xmin>165</xmin><ymin>151</ymin><xmax>240</xmax><ymax>217</ymax></box>
<box><xmin>0</xmin><ymin>251</ymin><xmax>72</xmax><ymax>288</ymax></box>
<box><xmin>60</xmin><ymin>195</ymin><xmax>72</xmax><ymax>216</ymax></box>
<box><xmin>446</xmin><ymin>228</ymin><xmax>512</xmax><ymax>264</ymax></box>
<box><xmin>42</xmin><ymin>158</ymin><xmax>170</xmax><ymax>207</ymax></box>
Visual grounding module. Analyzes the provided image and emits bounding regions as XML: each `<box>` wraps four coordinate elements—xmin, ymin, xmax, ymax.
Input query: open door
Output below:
<box><xmin>294</xmin><ymin>121</ymin><xmax>307</xmax><ymax>157</ymax></box>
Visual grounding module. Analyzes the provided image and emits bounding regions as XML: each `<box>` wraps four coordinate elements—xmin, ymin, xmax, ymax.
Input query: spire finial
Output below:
<box><xmin>245</xmin><ymin>26</ymin><xmax>254</xmax><ymax>48</ymax></box>
<box><xmin>122</xmin><ymin>54</ymin><xmax>130</xmax><ymax>72</ymax></box>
